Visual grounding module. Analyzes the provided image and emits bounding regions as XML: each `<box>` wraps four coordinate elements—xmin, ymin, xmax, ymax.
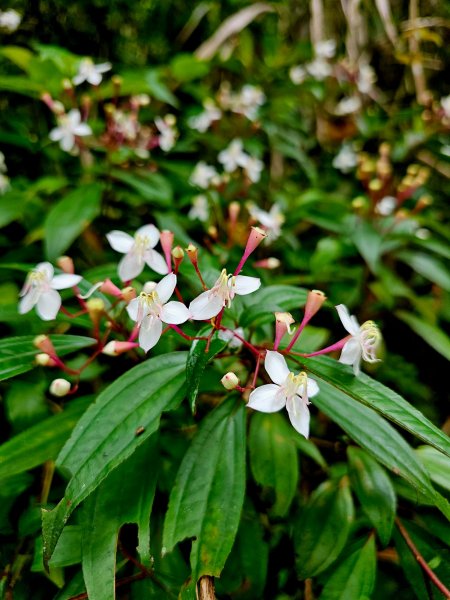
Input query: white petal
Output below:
<box><xmin>247</xmin><ymin>384</ymin><xmax>286</xmax><ymax>412</ymax></box>
<box><xmin>307</xmin><ymin>377</ymin><xmax>320</xmax><ymax>398</ymax></box>
<box><xmin>18</xmin><ymin>289</ymin><xmax>40</xmax><ymax>314</ymax></box>
<box><xmin>144</xmin><ymin>249</ymin><xmax>169</xmax><ymax>275</ymax></box>
<box><xmin>87</xmin><ymin>71</ymin><xmax>102</xmax><ymax>86</ymax></box>
<box><xmin>189</xmin><ymin>291</ymin><xmax>224</xmax><ymax>320</ymax></box>
<box><xmin>67</xmin><ymin>109</ymin><xmax>81</xmax><ymax>126</ymax></box>
<box><xmin>234</xmin><ymin>275</ymin><xmax>261</xmax><ymax>295</ymax></box>
<box><xmin>51</xmin><ymin>274</ymin><xmax>82</xmax><ymax>290</ymax></box>
<box><xmin>265</xmin><ymin>351</ymin><xmax>290</xmax><ymax>385</ymax></box>
<box><xmin>155</xmin><ymin>273</ymin><xmax>177</xmax><ymax>304</ymax></box>
<box><xmin>36</xmin><ymin>290</ymin><xmax>61</xmax><ymax>320</ymax></box>
<box><xmin>336</xmin><ymin>304</ymin><xmax>360</xmax><ymax>335</ymax></box>
<box><xmin>126</xmin><ymin>297</ymin><xmax>140</xmax><ymax>322</ymax></box>
<box><xmin>118</xmin><ymin>252</ymin><xmax>144</xmax><ymax>281</ymax></box>
<box><xmin>106</xmin><ymin>230</ymin><xmax>135</xmax><ymax>253</ymax></box>
<box><xmin>138</xmin><ymin>316</ymin><xmax>163</xmax><ymax>352</ymax></box>
<box><xmin>286</xmin><ymin>396</ymin><xmax>310</xmax><ymax>438</ymax></box>
<box><xmin>96</xmin><ymin>62</ymin><xmax>112</xmax><ymax>73</ymax></box>
<box><xmin>136</xmin><ymin>224</ymin><xmax>160</xmax><ymax>248</ymax></box>
<box><xmin>73</xmin><ymin>123</ymin><xmax>92</xmax><ymax>137</ymax></box>
<box><xmin>49</xmin><ymin>127</ymin><xmax>63</xmax><ymax>141</ymax></box>
<box><xmin>61</xmin><ymin>133</ymin><xmax>75</xmax><ymax>152</ymax></box>
<box><xmin>160</xmin><ymin>301</ymin><xmax>190</xmax><ymax>324</ymax></box>
<box><xmin>339</xmin><ymin>337</ymin><xmax>361</xmax><ymax>366</ymax></box>
<box><xmin>72</xmin><ymin>74</ymin><xmax>84</xmax><ymax>86</ymax></box>
<box><xmin>36</xmin><ymin>262</ymin><xmax>54</xmax><ymax>280</ymax></box>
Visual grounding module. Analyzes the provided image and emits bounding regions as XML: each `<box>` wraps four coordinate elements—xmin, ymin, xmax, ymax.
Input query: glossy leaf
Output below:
<box><xmin>0</xmin><ymin>334</ymin><xmax>96</xmax><ymax>381</ymax></box>
<box><xmin>397</xmin><ymin>250</ymin><xmax>450</xmax><ymax>292</ymax></box>
<box><xmin>42</xmin><ymin>352</ymin><xmax>187</xmax><ymax>562</ymax></box>
<box><xmin>416</xmin><ymin>446</ymin><xmax>450</xmax><ymax>492</ymax></box>
<box><xmin>295</xmin><ymin>478</ymin><xmax>354</xmax><ymax>579</ymax></box>
<box><xmin>347</xmin><ymin>447</ymin><xmax>396</xmax><ymax>545</ymax></box>
<box><xmin>396</xmin><ymin>310</ymin><xmax>450</xmax><ymax>361</ymax></box>
<box><xmin>111</xmin><ymin>169</ymin><xmax>173</xmax><ymax>205</ymax></box>
<box><xmin>240</xmin><ymin>285</ymin><xmax>308</xmax><ymax>327</ymax></box>
<box><xmin>163</xmin><ymin>398</ymin><xmax>246</xmax><ymax>581</ymax></box>
<box><xmin>249</xmin><ymin>412</ymin><xmax>299</xmax><ymax>516</ymax></box>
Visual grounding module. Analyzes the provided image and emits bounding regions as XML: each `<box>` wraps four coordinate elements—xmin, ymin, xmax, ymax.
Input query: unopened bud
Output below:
<box><xmin>35</xmin><ymin>353</ymin><xmax>57</xmax><ymax>367</ymax></box>
<box><xmin>62</xmin><ymin>78</ymin><xmax>73</xmax><ymax>91</ymax></box>
<box><xmin>86</xmin><ymin>298</ymin><xmax>105</xmax><ymax>326</ymax></box>
<box><xmin>172</xmin><ymin>246</ymin><xmax>184</xmax><ymax>259</ymax></box>
<box><xmin>208</xmin><ymin>225</ymin><xmax>218</xmax><ymax>239</ymax></box>
<box><xmin>33</xmin><ymin>335</ymin><xmax>55</xmax><ymax>355</ymax></box>
<box><xmin>56</xmin><ymin>255</ymin><xmax>74</xmax><ymax>274</ymax></box>
<box><xmin>244</xmin><ymin>226</ymin><xmax>266</xmax><ymax>254</ymax></box>
<box><xmin>368</xmin><ymin>178</ymin><xmax>383</xmax><ymax>192</ymax></box>
<box><xmin>102</xmin><ymin>340</ymin><xmax>139</xmax><ymax>356</ymax></box>
<box><xmin>304</xmin><ymin>289</ymin><xmax>327</xmax><ymax>320</ymax></box>
<box><xmin>415</xmin><ymin>195</ymin><xmax>432</xmax><ymax>211</ymax></box>
<box><xmin>49</xmin><ymin>378</ymin><xmax>71</xmax><ymax>397</ymax></box>
<box><xmin>229</xmin><ymin>201</ymin><xmax>240</xmax><ymax>223</ymax></box>
<box><xmin>186</xmin><ymin>244</ymin><xmax>198</xmax><ymax>265</ymax></box>
<box><xmin>274</xmin><ymin>312</ymin><xmax>295</xmax><ymax>350</ymax></box>
<box><xmin>253</xmin><ymin>257</ymin><xmax>280</xmax><ymax>269</ymax></box>
<box><xmin>112</xmin><ymin>75</ymin><xmax>123</xmax><ymax>88</ymax></box>
<box><xmin>221</xmin><ymin>372</ymin><xmax>240</xmax><ymax>390</ymax></box>
<box><xmin>121</xmin><ymin>286</ymin><xmax>136</xmax><ymax>302</ymax></box>
<box><xmin>100</xmin><ymin>278</ymin><xmax>122</xmax><ymax>297</ymax></box>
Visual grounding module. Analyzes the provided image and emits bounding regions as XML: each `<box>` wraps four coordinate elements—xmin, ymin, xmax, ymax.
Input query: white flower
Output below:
<box><xmin>441</xmin><ymin>96</ymin><xmax>450</xmax><ymax>119</ymax></box>
<box><xmin>289</xmin><ymin>65</ymin><xmax>307</xmax><ymax>85</ymax></box>
<box><xmin>126</xmin><ymin>273</ymin><xmax>189</xmax><ymax>352</ymax></box>
<box><xmin>315</xmin><ymin>39</ymin><xmax>336</xmax><ymax>59</ymax></box>
<box><xmin>232</xmin><ymin>85</ymin><xmax>266</xmax><ymax>120</ymax></box>
<box><xmin>247</xmin><ymin>351</ymin><xmax>319</xmax><ymax>438</ymax></box>
<box><xmin>248</xmin><ymin>203</ymin><xmax>284</xmax><ymax>240</ymax></box>
<box><xmin>0</xmin><ymin>9</ymin><xmax>21</xmax><ymax>32</ymax></box>
<box><xmin>242</xmin><ymin>156</ymin><xmax>264</xmax><ymax>183</ymax></box>
<box><xmin>112</xmin><ymin>110</ymin><xmax>139</xmax><ymax>141</ymax></box>
<box><xmin>188</xmin><ymin>195</ymin><xmax>209</xmax><ymax>222</ymax></box>
<box><xmin>19</xmin><ymin>262</ymin><xmax>82</xmax><ymax>321</ymax></box>
<box><xmin>332</xmin><ymin>145</ymin><xmax>358</xmax><ymax>173</ymax></box>
<box><xmin>188</xmin><ymin>99</ymin><xmax>222</xmax><ymax>132</ymax></box>
<box><xmin>357</xmin><ymin>64</ymin><xmax>376</xmax><ymax>94</ymax></box>
<box><xmin>218</xmin><ymin>139</ymin><xmax>248</xmax><ymax>173</ymax></box>
<box><xmin>189</xmin><ymin>268</ymin><xmax>261</xmax><ymax>320</ymax></box>
<box><xmin>73</xmin><ymin>58</ymin><xmax>112</xmax><ymax>86</ymax></box>
<box><xmin>335</xmin><ymin>96</ymin><xmax>362</xmax><ymax>116</ymax></box>
<box><xmin>155</xmin><ymin>115</ymin><xmax>178</xmax><ymax>152</ymax></box>
<box><xmin>375</xmin><ymin>196</ymin><xmax>397</xmax><ymax>216</ymax></box>
<box><xmin>49</xmin><ymin>109</ymin><xmax>92</xmax><ymax>152</ymax></box>
<box><xmin>306</xmin><ymin>58</ymin><xmax>332</xmax><ymax>80</ymax></box>
<box><xmin>218</xmin><ymin>327</ymin><xmax>244</xmax><ymax>349</ymax></box>
<box><xmin>190</xmin><ymin>162</ymin><xmax>218</xmax><ymax>189</ymax></box>
<box><xmin>107</xmin><ymin>224</ymin><xmax>168</xmax><ymax>281</ymax></box>
<box><xmin>336</xmin><ymin>304</ymin><xmax>381</xmax><ymax>375</ymax></box>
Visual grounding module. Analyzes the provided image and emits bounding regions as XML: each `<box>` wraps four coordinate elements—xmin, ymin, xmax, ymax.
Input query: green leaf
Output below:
<box><xmin>163</xmin><ymin>398</ymin><xmax>246</xmax><ymax>581</ymax></box>
<box><xmin>352</xmin><ymin>220</ymin><xmax>383</xmax><ymax>273</ymax></box>
<box><xmin>347</xmin><ymin>447</ymin><xmax>396</xmax><ymax>545</ymax></box>
<box><xmin>320</xmin><ymin>535</ymin><xmax>377</xmax><ymax>600</ymax></box>
<box><xmin>302</xmin><ymin>356</ymin><xmax>450</xmax><ymax>459</ymax></box>
<box><xmin>111</xmin><ymin>169</ymin><xmax>173</xmax><ymax>205</ymax></box>
<box><xmin>45</xmin><ymin>183</ymin><xmax>104</xmax><ymax>261</ymax></box>
<box><xmin>396</xmin><ymin>310</ymin><xmax>450</xmax><ymax>361</ymax></box>
<box><xmin>0</xmin><ymin>46</ymin><xmax>34</xmax><ymax>71</ymax></box>
<box><xmin>0</xmin><ymin>334</ymin><xmax>96</xmax><ymax>381</ymax></box>
<box><xmin>0</xmin><ymin>396</ymin><xmax>92</xmax><ymax>479</ymax></box>
<box><xmin>0</xmin><ymin>191</ymin><xmax>25</xmax><ymax>228</ymax></box>
<box><xmin>42</xmin><ymin>352</ymin><xmax>187</xmax><ymax>562</ymax></box>
<box><xmin>240</xmin><ymin>285</ymin><xmax>308</xmax><ymax>327</ymax></box>
<box><xmin>294</xmin><ymin>478</ymin><xmax>354</xmax><ymax>579</ymax></box>
<box><xmin>416</xmin><ymin>446</ymin><xmax>450</xmax><ymax>492</ymax></box>
<box><xmin>0</xmin><ymin>75</ymin><xmax>43</xmax><ymax>96</ymax></box>
<box><xmin>186</xmin><ymin>329</ymin><xmax>227</xmax><ymax>412</ymax></box>
<box><xmin>249</xmin><ymin>412</ymin><xmax>299</xmax><ymax>516</ymax></box>
<box><xmin>397</xmin><ymin>250</ymin><xmax>450</xmax><ymax>292</ymax></box>
<box><xmin>170</xmin><ymin>54</ymin><xmax>210</xmax><ymax>82</ymax></box>
<box><xmin>81</xmin><ymin>437</ymin><xmax>158</xmax><ymax>600</ymax></box>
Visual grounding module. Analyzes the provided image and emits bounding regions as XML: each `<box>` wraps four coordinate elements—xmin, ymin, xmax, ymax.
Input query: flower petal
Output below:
<box><xmin>74</xmin><ymin>123</ymin><xmax>92</xmax><ymax>137</ymax></box>
<box><xmin>49</xmin><ymin>127</ymin><xmax>63</xmax><ymax>141</ymax></box>
<box><xmin>138</xmin><ymin>316</ymin><xmax>163</xmax><ymax>352</ymax></box>
<box><xmin>247</xmin><ymin>384</ymin><xmax>286</xmax><ymax>412</ymax></box>
<box><xmin>265</xmin><ymin>350</ymin><xmax>290</xmax><ymax>385</ymax></box>
<box><xmin>51</xmin><ymin>274</ymin><xmax>82</xmax><ymax>290</ymax></box>
<box><xmin>160</xmin><ymin>301</ymin><xmax>190</xmax><ymax>324</ymax></box>
<box><xmin>286</xmin><ymin>396</ymin><xmax>310</xmax><ymax>438</ymax></box>
<box><xmin>155</xmin><ymin>273</ymin><xmax>177</xmax><ymax>304</ymax></box>
<box><xmin>36</xmin><ymin>262</ymin><xmax>54</xmax><ymax>280</ymax></box>
<box><xmin>136</xmin><ymin>224</ymin><xmax>160</xmax><ymax>248</ymax></box>
<box><xmin>118</xmin><ymin>252</ymin><xmax>144</xmax><ymax>281</ymax></box>
<box><xmin>87</xmin><ymin>71</ymin><xmax>102</xmax><ymax>86</ymax></box>
<box><xmin>60</xmin><ymin>133</ymin><xmax>75</xmax><ymax>152</ymax></box>
<box><xmin>189</xmin><ymin>291</ymin><xmax>223</xmax><ymax>320</ymax></box>
<box><xmin>126</xmin><ymin>297</ymin><xmax>140</xmax><ymax>322</ymax></box>
<box><xmin>144</xmin><ymin>249</ymin><xmax>169</xmax><ymax>275</ymax></box>
<box><xmin>339</xmin><ymin>337</ymin><xmax>361</xmax><ymax>366</ymax></box>
<box><xmin>306</xmin><ymin>377</ymin><xmax>320</xmax><ymax>398</ymax></box>
<box><xmin>107</xmin><ymin>230</ymin><xmax>135</xmax><ymax>253</ymax></box>
<box><xmin>36</xmin><ymin>289</ymin><xmax>61</xmax><ymax>320</ymax></box>
<box><xmin>233</xmin><ymin>275</ymin><xmax>261</xmax><ymax>295</ymax></box>
<box><xmin>18</xmin><ymin>289</ymin><xmax>40</xmax><ymax>314</ymax></box>
<box><xmin>336</xmin><ymin>304</ymin><xmax>360</xmax><ymax>336</ymax></box>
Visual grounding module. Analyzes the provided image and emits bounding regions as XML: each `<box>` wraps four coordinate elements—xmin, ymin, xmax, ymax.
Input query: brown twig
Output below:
<box><xmin>197</xmin><ymin>575</ymin><xmax>216</xmax><ymax>600</ymax></box>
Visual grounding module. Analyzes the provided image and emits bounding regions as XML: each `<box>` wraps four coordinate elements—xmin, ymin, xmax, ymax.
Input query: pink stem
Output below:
<box><xmin>298</xmin><ymin>336</ymin><xmax>350</xmax><ymax>357</ymax></box>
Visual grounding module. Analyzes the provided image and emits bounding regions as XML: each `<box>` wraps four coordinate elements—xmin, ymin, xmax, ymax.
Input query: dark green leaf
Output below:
<box><xmin>352</xmin><ymin>220</ymin><xmax>383</xmax><ymax>273</ymax></box>
<box><xmin>416</xmin><ymin>446</ymin><xmax>450</xmax><ymax>492</ymax></box>
<box><xmin>240</xmin><ymin>285</ymin><xmax>308</xmax><ymax>327</ymax></box>
<box><xmin>111</xmin><ymin>169</ymin><xmax>173</xmax><ymax>205</ymax></box>
<box><xmin>397</xmin><ymin>251</ymin><xmax>450</xmax><ymax>292</ymax></box>
<box><xmin>396</xmin><ymin>310</ymin><xmax>450</xmax><ymax>361</ymax></box>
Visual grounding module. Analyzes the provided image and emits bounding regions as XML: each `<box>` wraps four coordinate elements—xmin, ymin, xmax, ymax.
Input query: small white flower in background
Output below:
<box><xmin>335</xmin><ymin>96</ymin><xmax>362</xmax><ymax>116</ymax></box>
<box><xmin>126</xmin><ymin>273</ymin><xmax>190</xmax><ymax>352</ymax></box>
<box><xmin>218</xmin><ymin>327</ymin><xmax>245</xmax><ymax>349</ymax></box>
<box><xmin>0</xmin><ymin>152</ymin><xmax>10</xmax><ymax>194</ymax></box>
<box><xmin>19</xmin><ymin>262</ymin><xmax>82</xmax><ymax>321</ymax></box>
<box><xmin>155</xmin><ymin>115</ymin><xmax>178</xmax><ymax>151</ymax></box>
<box><xmin>232</xmin><ymin>84</ymin><xmax>266</xmax><ymax>121</ymax></box>
<box><xmin>112</xmin><ymin>110</ymin><xmax>139</xmax><ymax>141</ymax></box>
<box><xmin>357</xmin><ymin>64</ymin><xmax>376</xmax><ymax>94</ymax></box>
<box><xmin>441</xmin><ymin>96</ymin><xmax>450</xmax><ymax>119</ymax></box>
<box><xmin>247</xmin><ymin>351</ymin><xmax>319</xmax><ymax>438</ymax></box>
<box><xmin>336</xmin><ymin>304</ymin><xmax>381</xmax><ymax>376</ymax></box>
<box><xmin>415</xmin><ymin>227</ymin><xmax>430</xmax><ymax>240</ymax></box>
<box><xmin>188</xmin><ymin>195</ymin><xmax>209</xmax><ymax>222</ymax></box>
<box><xmin>248</xmin><ymin>203</ymin><xmax>285</xmax><ymax>240</ymax></box>
<box><xmin>190</xmin><ymin>161</ymin><xmax>218</xmax><ymax>189</ymax></box>
<box><xmin>72</xmin><ymin>58</ymin><xmax>112</xmax><ymax>86</ymax></box>
<box><xmin>189</xmin><ymin>268</ymin><xmax>261</xmax><ymax>320</ymax></box>
<box><xmin>107</xmin><ymin>224</ymin><xmax>168</xmax><ymax>281</ymax></box>
<box><xmin>242</xmin><ymin>155</ymin><xmax>264</xmax><ymax>183</ymax></box>
<box><xmin>0</xmin><ymin>9</ymin><xmax>21</xmax><ymax>32</ymax></box>
<box><xmin>0</xmin><ymin>151</ymin><xmax>7</xmax><ymax>173</ymax></box>
<box><xmin>332</xmin><ymin>145</ymin><xmax>358</xmax><ymax>173</ymax></box>
<box><xmin>49</xmin><ymin>109</ymin><xmax>92</xmax><ymax>152</ymax></box>
<box><xmin>289</xmin><ymin>65</ymin><xmax>307</xmax><ymax>85</ymax></box>
<box><xmin>188</xmin><ymin>99</ymin><xmax>222</xmax><ymax>132</ymax></box>
<box><xmin>218</xmin><ymin>139</ymin><xmax>248</xmax><ymax>173</ymax></box>
<box><xmin>315</xmin><ymin>39</ymin><xmax>336</xmax><ymax>59</ymax></box>
<box><xmin>306</xmin><ymin>58</ymin><xmax>332</xmax><ymax>81</ymax></box>
<box><xmin>375</xmin><ymin>195</ymin><xmax>397</xmax><ymax>216</ymax></box>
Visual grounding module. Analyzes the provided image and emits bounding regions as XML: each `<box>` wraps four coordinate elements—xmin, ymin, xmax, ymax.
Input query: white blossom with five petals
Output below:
<box><xmin>73</xmin><ymin>59</ymin><xmax>112</xmax><ymax>86</ymax></box>
<box><xmin>189</xmin><ymin>269</ymin><xmax>260</xmax><ymax>320</ymax></box>
<box><xmin>49</xmin><ymin>109</ymin><xmax>92</xmax><ymax>152</ymax></box>
<box><xmin>336</xmin><ymin>304</ymin><xmax>381</xmax><ymax>375</ymax></box>
<box><xmin>248</xmin><ymin>351</ymin><xmax>319</xmax><ymax>438</ymax></box>
<box><xmin>19</xmin><ymin>262</ymin><xmax>81</xmax><ymax>320</ymax></box>
<box><xmin>107</xmin><ymin>225</ymin><xmax>168</xmax><ymax>281</ymax></box>
<box><xmin>126</xmin><ymin>273</ymin><xmax>190</xmax><ymax>352</ymax></box>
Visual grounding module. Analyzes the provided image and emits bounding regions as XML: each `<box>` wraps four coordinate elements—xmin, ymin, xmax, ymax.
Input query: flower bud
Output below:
<box><xmin>160</xmin><ymin>230</ymin><xmax>174</xmax><ymax>271</ymax></box>
<box><xmin>274</xmin><ymin>312</ymin><xmax>295</xmax><ymax>350</ymax></box>
<box><xmin>102</xmin><ymin>341</ymin><xmax>139</xmax><ymax>356</ymax></box>
<box><xmin>56</xmin><ymin>255</ymin><xmax>75</xmax><ymax>274</ymax></box>
<box><xmin>221</xmin><ymin>372</ymin><xmax>240</xmax><ymax>390</ymax></box>
<box><xmin>86</xmin><ymin>298</ymin><xmax>105</xmax><ymax>327</ymax></box>
<box><xmin>121</xmin><ymin>286</ymin><xmax>136</xmax><ymax>303</ymax></box>
<box><xmin>304</xmin><ymin>290</ymin><xmax>327</xmax><ymax>320</ymax></box>
<box><xmin>208</xmin><ymin>225</ymin><xmax>218</xmax><ymax>239</ymax></box>
<box><xmin>244</xmin><ymin>226</ymin><xmax>266</xmax><ymax>256</ymax></box>
<box><xmin>100</xmin><ymin>278</ymin><xmax>122</xmax><ymax>297</ymax></box>
<box><xmin>49</xmin><ymin>378</ymin><xmax>71</xmax><ymax>397</ymax></box>
<box><xmin>228</xmin><ymin>201</ymin><xmax>240</xmax><ymax>223</ymax></box>
<box><xmin>253</xmin><ymin>257</ymin><xmax>280</xmax><ymax>269</ymax></box>
<box><xmin>35</xmin><ymin>353</ymin><xmax>57</xmax><ymax>367</ymax></box>
<box><xmin>33</xmin><ymin>335</ymin><xmax>55</xmax><ymax>355</ymax></box>
<box><xmin>172</xmin><ymin>246</ymin><xmax>184</xmax><ymax>259</ymax></box>
<box><xmin>186</xmin><ymin>244</ymin><xmax>199</xmax><ymax>265</ymax></box>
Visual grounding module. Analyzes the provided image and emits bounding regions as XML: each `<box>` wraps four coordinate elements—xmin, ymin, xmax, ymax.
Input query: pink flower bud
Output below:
<box><xmin>49</xmin><ymin>378</ymin><xmax>71</xmax><ymax>397</ymax></box>
<box><xmin>305</xmin><ymin>289</ymin><xmax>327</xmax><ymax>320</ymax></box>
<box><xmin>100</xmin><ymin>279</ymin><xmax>122</xmax><ymax>297</ymax></box>
<box><xmin>221</xmin><ymin>372</ymin><xmax>240</xmax><ymax>390</ymax></box>
<box><xmin>274</xmin><ymin>312</ymin><xmax>295</xmax><ymax>350</ymax></box>
<box><xmin>253</xmin><ymin>257</ymin><xmax>280</xmax><ymax>269</ymax></box>
<box><xmin>35</xmin><ymin>353</ymin><xmax>57</xmax><ymax>367</ymax></box>
<box><xmin>56</xmin><ymin>256</ymin><xmax>74</xmax><ymax>274</ymax></box>
<box><xmin>244</xmin><ymin>226</ymin><xmax>266</xmax><ymax>256</ymax></box>
<box><xmin>33</xmin><ymin>335</ymin><xmax>55</xmax><ymax>355</ymax></box>
<box><xmin>160</xmin><ymin>230</ymin><xmax>174</xmax><ymax>272</ymax></box>
<box><xmin>186</xmin><ymin>244</ymin><xmax>199</xmax><ymax>265</ymax></box>
<box><xmin>121</xmin><ymin>286</ymin><xmax>136</xmax><ymax>303</ymax></box>
<box><xmin>102</xmin><ymin>341</ymin><xmax>139</xmax><ymax>356</ymax></box>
